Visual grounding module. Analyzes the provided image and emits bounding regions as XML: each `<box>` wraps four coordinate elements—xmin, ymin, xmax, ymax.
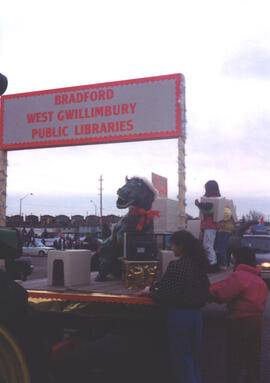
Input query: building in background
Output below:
<box><xmin>6</xmin><ymin>214</ymin><xmax>121</xmax><ymax>237</ymax></box>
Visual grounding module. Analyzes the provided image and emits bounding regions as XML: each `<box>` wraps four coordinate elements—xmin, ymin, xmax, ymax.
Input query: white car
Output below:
<box><xmin>22</xmin><ymin>242</ymin><xmax>55</xmax><ymax>257</ymax></box>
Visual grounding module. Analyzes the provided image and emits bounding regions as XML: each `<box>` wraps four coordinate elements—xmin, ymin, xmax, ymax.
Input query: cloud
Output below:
<box><xmin>223</xmin><ymin>47</ymin><xmax>270</xmax><ymax>79</ymax></box>
<box><xmin>2</xmin><ymin>0</ymin><xmax>270</xmax><ymax>222</ymax></box>
<box><xmin>185</xmin><ymin>110</ymin><xmax>270</xmax><ymax>204</ymax></box>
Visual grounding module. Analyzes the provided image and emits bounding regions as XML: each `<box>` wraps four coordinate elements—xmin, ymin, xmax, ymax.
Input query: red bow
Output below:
<box><xmin>130</xmin><ymin>207</ymin><xmax>160</xmax><ymax>231</ymax></box>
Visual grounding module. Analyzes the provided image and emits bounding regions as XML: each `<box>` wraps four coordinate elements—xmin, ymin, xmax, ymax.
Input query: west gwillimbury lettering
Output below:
<box><xmin>27</xmin><ymin>103</ymin><xmax>137</xmax><ymax>123</ymax></box>
<box><xmin>25</xmin><ymin>88</ymin><xmax>139</xmax><ymax>141</ymax></box>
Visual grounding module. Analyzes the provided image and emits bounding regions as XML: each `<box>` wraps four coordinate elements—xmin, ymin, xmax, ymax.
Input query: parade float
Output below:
<box><xmin>0</xmin><ymin>73</ymin><xmax>186</xmax><ymax>381</ymax></box>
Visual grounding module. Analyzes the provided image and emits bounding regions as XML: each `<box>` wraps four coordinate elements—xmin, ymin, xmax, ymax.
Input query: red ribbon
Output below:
<box><xmin>130</xmin><ymin>207</ymin><xmax>160</xmax><ymax>231</ymax></box>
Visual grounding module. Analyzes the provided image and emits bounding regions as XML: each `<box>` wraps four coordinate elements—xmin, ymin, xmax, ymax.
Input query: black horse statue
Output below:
<box><xmin>92</xmin><ymin>176</ymin><xmax>159</xmax><ymax>281</ymax></box>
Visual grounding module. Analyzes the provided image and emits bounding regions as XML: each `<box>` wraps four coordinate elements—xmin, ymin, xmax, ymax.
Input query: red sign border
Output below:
<box><xmin>0</xmin><ymin>73</ymin><xmax>182</xmax><ymax>151</ymax></box>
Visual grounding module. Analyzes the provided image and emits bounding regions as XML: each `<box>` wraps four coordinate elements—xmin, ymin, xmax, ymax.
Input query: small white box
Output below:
<box><xmin>200</xmin><ymin>197</ymin><xmax>225</xmax><ymax>222</ymax></box>
<box><xmin>48</xmin><ymin>250</ymin><xmax>91</xmax><ymax>287</ymax></box>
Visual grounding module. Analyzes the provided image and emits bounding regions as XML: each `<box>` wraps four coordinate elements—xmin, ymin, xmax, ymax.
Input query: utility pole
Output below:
<box><xmin>99</xmin><ymin>175</ymin><xmax>104</xmax><ymax>235</ymax></box>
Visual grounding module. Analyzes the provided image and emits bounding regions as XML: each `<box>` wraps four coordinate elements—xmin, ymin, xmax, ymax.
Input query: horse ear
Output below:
<box><xmin>125</xmin><ymin>176</ymin><xmax>129</xmax><ymax>182</ymax></box>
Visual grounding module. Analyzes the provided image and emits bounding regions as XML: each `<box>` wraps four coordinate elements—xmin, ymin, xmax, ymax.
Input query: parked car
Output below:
<box><xmin>13</xmin><ymin>256</ymin><xmax>34</xmax><ymax>281</ymax></box>
<box><xmin>240</xmin><ymin>234</ymin><xmax>270</xmax><ymax>282</ymax></box>
<box><xmin>23</xmin><ymin>242</ymin><xmax>54</xmax><ymax>257</ymax></box>
<box><xmin>226</xmin><ymin>226</ymin><xmax>270</xmax><ymax>286</ymax></box>
<box><xmin>226</xmin><ymin>220</ymin><xmax>258</xmax><ymax>254</ymax></box>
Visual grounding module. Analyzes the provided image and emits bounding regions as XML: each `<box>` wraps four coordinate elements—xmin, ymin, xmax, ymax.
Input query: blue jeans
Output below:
<box><xmin>168</xmin><ymin>308</ymin><xmax>202</xmax><ymax>383</ymax></box>
<box><xmin>215</xmin><ymin>231</ymin><xmax>231</xmax><ymax>267</ymax></box>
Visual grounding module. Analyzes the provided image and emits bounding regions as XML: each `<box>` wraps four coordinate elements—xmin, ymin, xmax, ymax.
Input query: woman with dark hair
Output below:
<box><xmin>210</xmin><ymin>247</ymin><xmax>268</xmax><ymax>383</ymax></box>
<box><xmin>140</xmin><ymin>230</ymin><xmax>210</xmax><ymax>383</ymax></box>
<box><xmin>204</xmin><ymin>180</ymin><xmax>221</xmax><ymax>197</ymax></box>
<box><xmin>195</xmin><ymin>179</ymin><xmax>221</xmax><ymax>272</ymax></box>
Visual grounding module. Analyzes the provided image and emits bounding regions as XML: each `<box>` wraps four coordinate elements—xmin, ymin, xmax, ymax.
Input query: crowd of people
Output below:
<box><xmin>20</xmin><ymin>224</ymin><xmax>112</xmax><ymax>251</ymax></box>
<box><xmin>20</xmin><ymin>228</ymin><xmax>89</xmax><ymax>250</ymax></box>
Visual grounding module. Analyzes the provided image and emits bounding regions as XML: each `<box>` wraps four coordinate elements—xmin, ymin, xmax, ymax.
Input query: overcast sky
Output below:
<box><xmin>1</xmin><ymin>0</ymin><xmax>270</xmax><ymax>220</ymax></box>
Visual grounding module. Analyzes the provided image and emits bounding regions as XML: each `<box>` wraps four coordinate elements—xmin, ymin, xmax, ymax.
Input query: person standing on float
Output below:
<box><xmin>139</xmin><ymin>230</ymin><xmax>210</xmax><ymax>383</ymax></box>
<box><xmin>195</xmin><ymin>180</ymin><xmax>221</xmax><ymax>273</ymax></box>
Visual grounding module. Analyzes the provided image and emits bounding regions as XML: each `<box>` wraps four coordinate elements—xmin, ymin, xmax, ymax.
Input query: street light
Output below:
<box><xmin>90</xmin><ymin>200</ymin><xmax>97</xmax><ymax>216</ymax></box>
<box><xmin>19</xmin><ymin>193</ymin><xmax>33</xmax><ymax>217</ymax></box>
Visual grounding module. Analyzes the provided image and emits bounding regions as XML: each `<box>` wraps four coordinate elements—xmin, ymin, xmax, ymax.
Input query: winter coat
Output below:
<box><xmin>219</xmin><ymin>207</ymin><xmax>235</xmax><ymax>233</ymax></box>
<box><xmin>210</xmin><ymin>264</ymin><xmax>268</xmax><ymax>319</ymax></box>
<box><xmin>195</xmin><ymin>198</ymin><xmax>220</xmax><ymax>230</ymax></box>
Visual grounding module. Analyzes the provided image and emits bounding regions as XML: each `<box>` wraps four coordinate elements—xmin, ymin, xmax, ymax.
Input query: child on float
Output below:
<box><xmin>210</xmin><ymin>247</ymin><xmax>268</xmax><ymax>383</ymax></box>
<box><xmin>139</xmin><ymin>230</ymin><xmax>210</xmax><ymax>383</ymax></box>
<box><xmin>195</xmin><ymin>180</ymin><xmax>221</xmax><ymax>273</ymax></box>
<box><xmin>215</xmin><ymin>206</ymin><xmax>235</xmax><ymax>271</ymax></box>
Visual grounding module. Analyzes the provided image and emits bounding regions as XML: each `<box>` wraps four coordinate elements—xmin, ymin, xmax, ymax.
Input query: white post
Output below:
<box><xmin>178</xmin><ymin>76</ymin><xmax>186</xmax><ymax>229</ymax></box>
<box><xmin>0</xmin><ymin>150</ymin><xmax>7</xmax><ymax>227</ymax></box>
<box><xmin>178</xmin><ymin>137</ymin><xmax>186</xmax><ymax>229</ymax></box>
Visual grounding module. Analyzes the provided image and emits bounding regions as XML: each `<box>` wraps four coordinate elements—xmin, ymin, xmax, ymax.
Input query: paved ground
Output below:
<box><xmin>27</xmin><ymin>257</ymin><xmax>270</xmax><ymax>382</ymax></box>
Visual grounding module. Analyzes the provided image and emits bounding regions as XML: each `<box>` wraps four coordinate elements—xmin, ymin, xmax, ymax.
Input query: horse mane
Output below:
<box><xmin>129</xmin><ymin>176</ymin><xmax>158</xmax><ymax>199</ymax></box>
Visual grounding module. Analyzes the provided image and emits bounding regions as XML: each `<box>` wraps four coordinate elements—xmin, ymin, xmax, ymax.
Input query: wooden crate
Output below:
<box><xmin>121</xmin><ymin>259</ymin><xmax>160</xmax><ymax>290</ymax></box>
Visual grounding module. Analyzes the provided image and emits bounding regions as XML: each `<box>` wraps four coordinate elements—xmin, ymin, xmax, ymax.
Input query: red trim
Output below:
<box><xmin>2</xmin><ymin>73</ymin><xmax>181</xmax><ymax>99</ymax></box>
<box><xmin>0</xmin><ymin>97</ymin><xmax>4</xmax><ymax>145</ymax></box>
<box><xmin>0</xmin><ymin>73</ymin><xmax>182</xmax><ymax>150</ymax></box>
<box><xmin>0</xmin><ymin>131</ymin><xmax>179</xmax><ymax>150</ymax></box>
<box><xmin>175</xmin><ymin>74</ymin><xmax>181</xmax><ymax>135</ymax></box>
<box><xmin>28</xmin><ymin>290</ymin><xmax>158</xmax><ymax>306</ymax></box>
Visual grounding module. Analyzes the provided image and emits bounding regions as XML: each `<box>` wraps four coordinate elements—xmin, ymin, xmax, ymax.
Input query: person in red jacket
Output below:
<box><xmin>210</xmin><ymin>247</ymin><xmax>268</xmax><ymax>383</ymax></box>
